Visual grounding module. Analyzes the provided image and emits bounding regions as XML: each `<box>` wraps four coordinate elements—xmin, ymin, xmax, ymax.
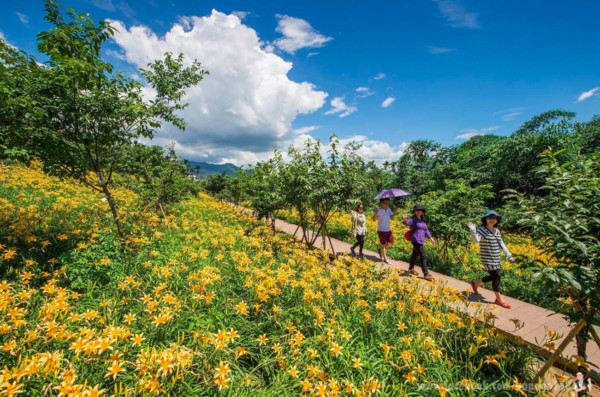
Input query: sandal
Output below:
<box><xmin>470</xmin><ymin>281</ymin><xmax>479</xmax><ymax>295</ymax></box>
<box><xmin>495</xmin><ymin>299</ymin><xmax>511</xmax><ymax>309</ymax></box>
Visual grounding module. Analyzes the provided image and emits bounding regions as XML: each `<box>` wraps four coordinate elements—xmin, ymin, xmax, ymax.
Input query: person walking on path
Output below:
<box><xmin>468</xmin><ymin>210</ymin><xmax>514</xmax><ymax>309</ymax></box>
<box><xmin>402</xmin><ymin>205</ymin><xmax>436</xmax><ymax>281</ymax></box>
<box><xmin>349</xmin><ymin>204</ymin><xmax>367</xmax><ymax>259</ymax></box>
<box><xmin>373</xmin><ymin>198</ymin><xmax>396</xmax><ymax>264</ymax></box>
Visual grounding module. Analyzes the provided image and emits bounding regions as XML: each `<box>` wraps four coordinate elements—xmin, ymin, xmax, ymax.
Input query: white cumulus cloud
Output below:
<box><xmin>576</xmin><ymin>87</ymin><xmax>600</xmax><ymax>103</ymax></box>
<box><xmin>272</xmin><ymin>14</ymin><xmax>332</xmax><ymax>54</ymax></box>
<box><xmin>456</xmin><ymin>126</ymin><xmax>500</xmax><ymax>140</ymax></box>
<box><xmin>324</xmin><ymin>97</ymin><xmax>357</xmax><ymax>117</ymax></box>
<box><xmin>373</xmin><ymin>73</ymin><xmax>386</xmax><ymax>80</ymax></box>
<box><xmin>338</xmin><ymin>136</ymin><xmax>407</xmax><ymax>164</ymax></box>
<box><xmin>381</xmin><ymin>97</ymin><xmax>395</xmax><ymax>108</ymax></box>
<box><xmin>109</xmin><ymin>10</ymin><xmax>327</xmax><ymax>165</ymax></box>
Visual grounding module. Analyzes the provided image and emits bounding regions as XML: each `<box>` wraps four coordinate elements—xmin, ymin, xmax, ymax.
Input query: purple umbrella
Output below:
<box><xmin>373</xmin><ymin>188</ymin><xmax>411</xmax><ymax>200</ymax></box>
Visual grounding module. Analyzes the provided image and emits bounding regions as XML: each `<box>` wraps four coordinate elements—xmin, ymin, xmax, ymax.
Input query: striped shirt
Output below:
<box><xmin>469</xmin><ymin>225</ymin><xmax>512</xmax><ymax>271</ymax></box>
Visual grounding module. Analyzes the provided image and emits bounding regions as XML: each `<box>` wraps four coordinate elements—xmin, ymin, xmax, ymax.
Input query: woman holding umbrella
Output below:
<box><xmin>468</xmin><ymin>210</ymin><xmax>514</xmax><ymax>309</ymax></box>
<box><xmin>373</xmin><ymin>198</ymin><xmax>396</xmax><ymax>264</ymax></box>
<box><xmin>371</xmin><ymin>189</ymin><xmax>409</xmax><ymax>264</ymax></box>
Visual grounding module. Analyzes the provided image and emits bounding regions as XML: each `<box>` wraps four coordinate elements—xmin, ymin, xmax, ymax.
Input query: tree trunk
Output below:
<box><xmin>158</xmin><ymin>202</ymin><xmax>170</xmax><ymax>229</ymax></box>
<box><xmin>97</xmin><ymin>171</ymin><xmax>124</xmax><ymax>241</ymax></box>
<box><xmin>101</xmin><ymin>184</ymin><xmax>124</xmax><ymax>240</ymax></box>
<box><xmin>575</xmin><ymin>295</ymin><xmax>592</xmax><ymax>358</ymax></box>
<box><xmin>325</xmin><ymin>226</ymin><xmax>337</xmax><ymax>260</ymax></box>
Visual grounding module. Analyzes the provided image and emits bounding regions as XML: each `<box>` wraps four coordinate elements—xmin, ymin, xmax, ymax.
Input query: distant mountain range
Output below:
<box><xmin>186</xmin><ymin>160</ymin><xmax>240</xmax><ymax>177</ymax></box>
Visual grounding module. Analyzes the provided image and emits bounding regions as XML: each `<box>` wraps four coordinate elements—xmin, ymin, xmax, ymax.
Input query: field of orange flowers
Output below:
<box><xmin>277</xmin><ymin>208</ymin><xmax>570</xmax><ymax>315</ymax></box>
<box><xmin>0</xmin><ymin>163</ymin><xmax>559</xmax><ymax>396</ymax></box>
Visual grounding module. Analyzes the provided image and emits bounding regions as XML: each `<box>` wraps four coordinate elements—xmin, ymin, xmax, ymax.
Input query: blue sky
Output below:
<box><xmin>1</xmin><ymin>0</ymin><xmax>599</xmax><ymax>165</ymax></box>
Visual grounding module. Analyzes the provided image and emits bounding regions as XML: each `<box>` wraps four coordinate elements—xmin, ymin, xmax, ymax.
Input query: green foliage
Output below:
<box><xmin>203</xmin><ymin>172</ymin><xmax>232</xmax><ymax>199</ymax></box>
<box><xmin>117</xmin><ymin>143</ymin><xmax>200</xmax><ymax>217</ymax></box>
<box><xmin>390</xmin><ymin>139</ymin><xmax>447</xmax><ymax>196</ymax></box>
<box><xmin>576</xmin><ymin>115</ymin><xmax>600</xmax><ymax>155</ymax></box>
<box><xmin>0</xmin><ymin>39</ymin><xmax>42</xmax><ymax>163</ymax></box>
<box><xmin>283</xmin><ymin>136</ymin><xmax>377</xmax><ymax>246</ymax></box>
<box><xmin>387</xmin><ymin>110</ymin><xmax>597</xmax><ymax>210</ymax></box>
<box><xmin>509</xmin><ymin>150</ymin><xmax>600</xmax><ymax>354</ymax></box>
<box><xmin>417</xmin><ymin>179</ymin><xmax>493</xmax><ymax>254</ymax></box>
<box><xmin>0</xmin><ymin>0</ymin><xmax>206</xmax><ymax>238</ymax></box>
<box><xmin>243</xmin><ymin>152</ymin><xmax>286</xmax><ymax>222</ymax></box>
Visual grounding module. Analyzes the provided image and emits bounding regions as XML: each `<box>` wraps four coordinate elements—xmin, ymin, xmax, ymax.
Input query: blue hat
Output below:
<box><xmin>481</xmin><ymin>210</ymin><xmax>502</xmax><ymax>224</ymax></box>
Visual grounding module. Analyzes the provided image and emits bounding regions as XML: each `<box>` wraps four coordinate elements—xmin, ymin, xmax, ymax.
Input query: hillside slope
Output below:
<box><xmin>0</xmin><ymin>164</ymin><xmax>541</xmax><ymax>396</ymax></box>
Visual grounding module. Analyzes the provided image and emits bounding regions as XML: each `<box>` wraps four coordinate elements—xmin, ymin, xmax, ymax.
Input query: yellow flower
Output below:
<box><xmin>234</xmin><ymin>300</ymin><xmax>249</xmax><ymax>315</ymax></box>
<box><xmin>403</xmin><ymin>370</ymin><xmax>418</xmax><ymax>385</ymax></box>
<box><xmin>437</xmin><ymin>384</ymin><xmax>450</xmax><ymax>396</ymax></box>
<box><xmin>352</xmin><ymin>358</ymin><xmax>363</xmax><ymax>369</ymax></box>
<box><xmin>330</xmin><ymin>342</ymin><xmax>342</xmax><ymax>357</ymax></box>
<box><xmin>104</xmin><ymin>361</ymin><xmax>125</xmax><ymax>380</ymax></box>
<box><xmin>131</xmin><ymin>333</ymin><xmax>145</xmax><ymax>346</ymax></box>
<box><xmin>510</xmin><ymin>377</ymin><xmax>527</xmax><ymax>396</ymax></box>
<box><xmin>287</xmin><ymin>366</ymin><xmax>298</xmax><ymax>378</ymax></box>
<box><xmin>214</xmin><ymin>361</ymin><xmax>231</xmax><ymax>378</ymax></box>
<box><xmin>302</xmin><ymin>379</ymin><xmax>311</xmax><ymax>392</ymax></box>
<box><xmin>123</xmin><ymin>313</ymin><xmax>136</xmax><ymax>324</ymax></box>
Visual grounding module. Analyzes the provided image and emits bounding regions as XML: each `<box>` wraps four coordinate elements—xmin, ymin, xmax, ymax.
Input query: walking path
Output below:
<box><xmin>271</xmin><ymin>217</ymin><xmax>600</xmax><ymax>379</ymax></box>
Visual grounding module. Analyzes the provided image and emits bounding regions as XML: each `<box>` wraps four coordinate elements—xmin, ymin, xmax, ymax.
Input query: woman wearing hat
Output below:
<box><xmin>468</xmin><ymin>210</ymin><xmax>514</xmax><ymax>308</ymax></box>
<box><xmin>402</xmin><ymin>205</ymin><xmax>436</xmax><ymax>281</ymax></box>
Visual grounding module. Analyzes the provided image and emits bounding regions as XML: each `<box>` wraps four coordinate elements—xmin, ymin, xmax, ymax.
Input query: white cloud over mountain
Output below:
<box><xmin>109</xmin><ymin>10</ymin><xmax>328</xmax><ymax>165</ymax></box>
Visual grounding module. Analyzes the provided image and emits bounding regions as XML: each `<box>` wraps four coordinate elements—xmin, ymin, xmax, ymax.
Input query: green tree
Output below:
<box><xmin>242</xmin><ymin>152</ymin><xmax>286</xmax><ymax>231</ymax></box>
<box><xmin>390</xmin><ymin>139</ymin><xmax>446</xmax><ymax>197</ymax></box>
<box><xmin>510</xmin><ymin>150</ymin><xmax>600</xmax><ymax>360</ymax></box>
<box><xmin>275</xmin><ymin>135</ymin><xmax>374</xmax><ymax>253</ymax></box>
<box><xmin>575</xmin><ymin>115</ymin><xmax>600</xmax><ymax>155</ymax></box>
<box><xmin>0</xmin><ymin>39</ymin><xmax>42</xmax><ymax>165</ymax></box>
<box><xmin>118</xmin><ymin>143</ymin><xmax>199</xmax><ymax>220</ymax></box>
<box><xmin>0</xmin><ymin>1</ymin><xmax>206</xmax><ymax>239</ymax></box>
<box><xmin>417</xmin><ymin>179</ymin><xmax>492</xmax><ymax>259</ymax></box>
<box><xmin>203</xmin><ymin>172</ymin><xmax>231</xmax><ymax>199</ymax></box>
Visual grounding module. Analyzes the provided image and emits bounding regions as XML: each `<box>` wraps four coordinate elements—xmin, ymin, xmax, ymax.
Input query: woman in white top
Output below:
<box><xmin>373</xmin><ymin>198</ymin><xmax>397</xmax><ymax>264</ymax></box>
<box><xmin>349</xmin><ymin>204</ymin><xmax>367</xmax><ymax>258</ymax></box>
